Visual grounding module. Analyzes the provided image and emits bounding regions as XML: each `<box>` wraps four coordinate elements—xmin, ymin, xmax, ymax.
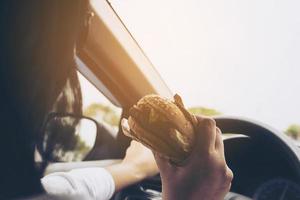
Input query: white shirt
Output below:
<box><xmin>41</xmin><ymin>168</ymin><xmax>115</xmax><ymax>200</ymax></box>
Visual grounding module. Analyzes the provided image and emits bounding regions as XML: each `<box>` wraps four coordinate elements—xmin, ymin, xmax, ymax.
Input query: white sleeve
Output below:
<box><xmin>41</xmin><ymin>167</ymin><xmax>115</xmax><ymax>200</ymax></box>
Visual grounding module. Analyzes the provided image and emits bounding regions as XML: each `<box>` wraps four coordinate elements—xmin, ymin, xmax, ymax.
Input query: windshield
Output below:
<box><xmin>109</xmin><ymin>1</ymin><xmax>300</xmax><ymax>135</ymax></box>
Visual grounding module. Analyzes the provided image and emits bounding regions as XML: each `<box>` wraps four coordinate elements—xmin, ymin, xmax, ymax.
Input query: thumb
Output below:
<box><xmin>190</xmin><ymin>115</ymin><xmax>217</xmax><ymax>157</ymax></box>
<box><xmin>153</xmin><ymin>152</ymin><xmax>176</xmax><ymax>175</ymax></box>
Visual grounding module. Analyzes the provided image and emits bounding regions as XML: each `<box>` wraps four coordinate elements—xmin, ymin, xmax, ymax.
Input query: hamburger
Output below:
<box><xmin>122</xmin><ymin>94</ymin><xmax>197</xmax><ymax>164</ymax></box>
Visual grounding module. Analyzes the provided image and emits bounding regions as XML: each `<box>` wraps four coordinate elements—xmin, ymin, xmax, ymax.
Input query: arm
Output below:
<box><xmin>105</xmin><ymin>141</ymin><xmax>159</xmax><ymax>191</ymax></box>
<box><xmin>42</xmin><ymin>141</ymin><xmax>158</xmax><ymax>199</ymax></box>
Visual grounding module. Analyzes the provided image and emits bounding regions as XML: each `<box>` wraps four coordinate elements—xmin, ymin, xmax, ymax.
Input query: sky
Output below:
<box><xmin>105</xmin><ymin>0</ymin><xmax>300</xmax><ymax>131</ymax></box>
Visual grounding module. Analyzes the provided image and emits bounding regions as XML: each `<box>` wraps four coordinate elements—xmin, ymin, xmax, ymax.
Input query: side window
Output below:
<box><xmin>78</xmin><ymin>72</ymin><xmax>122</xmax><ymax>138</ymax></box>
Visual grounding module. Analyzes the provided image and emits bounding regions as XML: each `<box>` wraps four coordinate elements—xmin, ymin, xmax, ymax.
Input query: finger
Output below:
<box><xmin>153</xmin><ymin>152</ymin><xmax>176</xmax><ymax>174</ymax></box>
<box><xmin>193</xmin><ymin>116</ymin><xmax>217</xmax><ymax>153</ymax></box>
<box><xmin>121</xmin><ymin>118</ymin><xmax>137</xmax><ymax>141</ymax></box>
<box><xmin>215</xmin><ymin>127</ymin><xmax>223</xmax><ymax>150</ymax></box>
<box><xmin>215</xmin><ymin>127</ymin><xmax>225</xmax><ymax>157</ymax></box>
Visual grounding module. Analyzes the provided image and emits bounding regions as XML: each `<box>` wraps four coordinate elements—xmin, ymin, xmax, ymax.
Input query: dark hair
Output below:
<box><xmin>0</xmin><ymin>0</ymin><xmax>88</xmax><ymax>198</ymax></box>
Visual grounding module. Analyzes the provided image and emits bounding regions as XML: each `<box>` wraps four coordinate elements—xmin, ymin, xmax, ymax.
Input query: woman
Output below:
<box><xmin>0</xmin><ymin>1</ymin><xmax>157</xmax><ymax>199</ymax></box>
<box><xmin>0</xmin><ymin>0</ymin><xmax>232</xmax><ymax>199</ymax></box>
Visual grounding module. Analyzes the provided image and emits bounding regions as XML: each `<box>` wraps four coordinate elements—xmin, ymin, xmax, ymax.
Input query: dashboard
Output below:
<box><xmin>113</xmin><ymin>117</ymin><xmax>300</xmax><ymax>200</ymax></box>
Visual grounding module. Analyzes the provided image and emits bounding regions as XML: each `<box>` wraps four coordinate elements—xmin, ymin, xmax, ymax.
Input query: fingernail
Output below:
<box><xmin>121</xmin><ymin>118</ymin><xmax>131</xmax><ymax>136</ymax></box>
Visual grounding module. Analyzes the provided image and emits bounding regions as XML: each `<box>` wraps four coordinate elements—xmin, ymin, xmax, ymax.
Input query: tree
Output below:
<box><xmin>188</xmin><ymin>107</ymin><xmax>221</xmax><ymax>116</ymax></box>
<box><xmin>285</xmin><ymin>124</ymin><xmax>300</xmax><ymax>140</ymax></box>
<box><xmin>84</xmin><ymin>103</ymin><xmax>120</xmax><ymax>127</ymax></box>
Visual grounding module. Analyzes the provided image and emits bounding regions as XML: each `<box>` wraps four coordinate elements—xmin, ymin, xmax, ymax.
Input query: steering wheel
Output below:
<box><xmin>113</xmin><ymin>117</ymin><xmax>300</xmax><ymax>200</ymax></box>
<box><xmin>216</xmin><ymin>116</ymin><xmax>300</xmax><ymax>178</ymax></box>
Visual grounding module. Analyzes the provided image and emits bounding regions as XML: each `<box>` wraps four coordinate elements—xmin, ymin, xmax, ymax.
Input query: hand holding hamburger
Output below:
<box><xmin>122</xmin><ymin>94</ymin><xmax>233</xmax><ymax>199</ymax></box>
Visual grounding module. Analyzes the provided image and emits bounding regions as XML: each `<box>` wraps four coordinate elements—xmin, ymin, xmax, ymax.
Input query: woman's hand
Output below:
<box><xmin>155</xmin><ymin>115</ymin><xmax>233</xmax><ymax>200</ymax></box>
<box><xmin>122</xmin><ymin>140</ymin><xmax>159</xmax><ymax>179</ymax></box>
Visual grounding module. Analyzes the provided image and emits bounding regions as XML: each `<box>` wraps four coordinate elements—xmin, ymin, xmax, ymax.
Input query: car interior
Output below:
<box><xmin>43</xmin><ymin>0</ymin><xmax>300</xmax><ymax>199</ymax></box>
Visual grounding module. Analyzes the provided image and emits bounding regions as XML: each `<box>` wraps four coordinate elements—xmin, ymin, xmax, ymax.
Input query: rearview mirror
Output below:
<box><xmin>38</xmin><ymin>113</ymin><xmax>97</xmax><ymax>162</ymax></box>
